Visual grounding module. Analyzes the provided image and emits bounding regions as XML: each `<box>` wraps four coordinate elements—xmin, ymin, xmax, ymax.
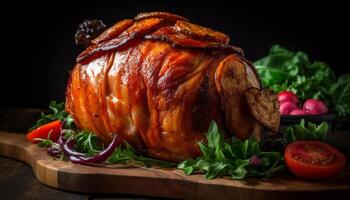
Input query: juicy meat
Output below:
<box><xmin>66</xmin><ymin>12</ymin><xmax>279</xmax><ymax>162</ymax></box>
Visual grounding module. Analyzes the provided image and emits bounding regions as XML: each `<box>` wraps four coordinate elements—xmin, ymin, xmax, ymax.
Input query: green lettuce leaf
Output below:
<box><xmin>178</xmin><ymin>121</ymin><xmax>285</xmax><ymax>180</ymax></box>
<box><xmin>254</xmin><ymin>45</ymin><xmax>350</xmax><ymax>116</ymax></box>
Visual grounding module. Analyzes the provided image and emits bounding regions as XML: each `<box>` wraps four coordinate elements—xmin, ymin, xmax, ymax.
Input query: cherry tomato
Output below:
<box><xmin>285</xmin><ymin>141</ymin><xmax>346</xmax><ymax>179</ymax></box>
<box><xmin>27</xmin><ymin>120</ymin><xmax>62</xmax><ymax>143</ymax></box>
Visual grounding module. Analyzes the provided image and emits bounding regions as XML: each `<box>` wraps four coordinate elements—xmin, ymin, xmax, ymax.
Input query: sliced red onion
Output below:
<box><xmin>57</xmin><ymin>136</ymin><xmax>66</xmax><ymax>147</ymax></box>
<box><xmin>69</xmin><ymin>134</ymin><xmax>119</xmax><ymax>164</ymax></box>
<box><xmin>45</xmin><ymin>122</ymin><xmax>66</xmax><ymax>158</ymax></box>
<box><xmin>47</xmin><ymin>147</ymin><xmax>62</xmax><ymax>158</ymax></box>
<box><xmin>62</xmin><ymin>137</ymin><xmax>85</xmax><ymax>157</ymax></box>
<box><xmin>57</xmin><ymin>118</ymin><xmax>85</xmax><ymax>157</ymax></box>
<box><xmin>46</xmin><ymin>117</ymin><xmax>120</xmax><ymax>165</ymax></box>
<box><xmin>58</xmin><ymin>119</ymin><xmax>68</xmax><ymax>146</ymax></box>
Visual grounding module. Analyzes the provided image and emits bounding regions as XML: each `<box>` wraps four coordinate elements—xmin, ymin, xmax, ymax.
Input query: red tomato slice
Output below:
<box><xmin>27</xmin><ymin>120</ymin><xmax>62</xmax><ymax>143</ymax></box>
<box><xmin>285</xmin><ymin>140</ymin><xmax>346</xmax><ymax>179</ymax></box>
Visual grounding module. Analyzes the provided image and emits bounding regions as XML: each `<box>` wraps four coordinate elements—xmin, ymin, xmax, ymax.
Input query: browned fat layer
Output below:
<box><xmin>74</xmin><ymin>64</ymin><xmax>90</xmax><ymax>131</ymax></box>
<box><xmin>95</xmin><ymin>53</ymin><xmax>115</xmax><ymax>134</ymax></box>
<box><xmin>138</xmin><ymin>42</ymin><xmax>173</xmax><ymax>150</ymax></box>
<box><xmin>136</xmin><ymin>42</ymin><xmax>208</xmax><ymax>159</ymax></box>
<box><xmin>191</xmin><ymin>58</ymin><xmax>225</xmax><ymax>133</ymax></box>
<box><xmin>134</xmin><ymin>12</ymin><xmax>189</xmax><ymax>22</ymax></box>
<box><xmin>80</xmin><ymin>60</ymin><xmax>103</xmax><ymax>137</ymax></box>
<box><xmin>65</xmin><ymin>73</ymin><xmax>73</xmax><ymax>118</ymax></box>
<box><xmin>125</xmin><ymin>43</ymin><xmax>154</xmax><ymax>150</ymax></box>
<box><xmin>86</xmin><ymin>54</ymin><xmax>114</xmax><ymax>136</ymax></box>
<box><xmin>173</xmin><ymin>20</ymin><xmax>230</xmax><ymax>44</ymax></box>
<box><xmin>70</xmin><ymin>65</ymin><xmax>82</xmax><ymax>129</ymax></box>
<box><xmin>77</xmin><ymin>18</ymin><xmax>166</xmax><ymax>63</ymax></box>
<box><xmin>107</xmin><ymin>46</ymin><xmax>137</xmax><ymax>125</ymax></box>
<box><xmin>157</xmin><ymin>57</ymin><xmax>214</xmax><ymax>104</ymax></box>
<box><xmin>92</xmin><ymin>19</ymin><xmax>134</xmax><ymax>45</ymax></box>
<box><xmin>143</xmin><ymin>33</ymin><xmax>243</xmax><ymax>56</ymax></box>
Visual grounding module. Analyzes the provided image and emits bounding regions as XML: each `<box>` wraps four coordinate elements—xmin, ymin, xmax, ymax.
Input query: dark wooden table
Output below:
<box><xmin>0</xmin><ymin>108</ymin><xmax>160</xmax><ymax>200</ymax></box>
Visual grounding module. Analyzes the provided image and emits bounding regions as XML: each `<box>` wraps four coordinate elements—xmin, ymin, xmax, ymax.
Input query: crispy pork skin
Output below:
<box><xmin>66</xmin><ymin>12</ymin><xmax>279</xmax><ymax>161</ymax></box>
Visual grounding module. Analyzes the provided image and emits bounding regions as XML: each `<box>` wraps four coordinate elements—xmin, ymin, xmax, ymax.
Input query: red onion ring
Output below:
<box><xmin>69</xmin><ymin>134</ymin><xmax>119</xmax><ymax>164</ymax></box>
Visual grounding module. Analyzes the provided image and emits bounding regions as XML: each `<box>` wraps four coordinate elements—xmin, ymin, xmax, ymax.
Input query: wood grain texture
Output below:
<box><xmin>0</xmin><ymin>131</ymin><xmax>349</xmax><ymax>200</ymax></box>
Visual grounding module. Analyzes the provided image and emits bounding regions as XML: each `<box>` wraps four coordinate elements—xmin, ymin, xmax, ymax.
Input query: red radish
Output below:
<box><xmin>277</xmin><ymin>91</ymin><xmax>298</xmax><ymax>105</ymax></box>
<box><xmin>280</xmin><ymin>101</ymin><xmax>298</xmax><ymax>115</ymax></box>
<box><xmin>303</xmin><ymin>99</ymin><xmax>328</xmax><ymax>115</ymax></box>
<box><xmin>290</xmin><ymin>109</ymin><xmax>306</xmax><ymax>115</ymax></box>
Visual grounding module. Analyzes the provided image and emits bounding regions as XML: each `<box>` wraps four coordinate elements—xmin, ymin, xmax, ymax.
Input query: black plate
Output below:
<box><xmin>281</xmin><ymin>114</ymin><xmax>336</xmax><ymax>125</ymax></box>
<box><xmin>279</xmin><ymin>114</ymin><xmax>336</xmax><ymax>139</ymax></box>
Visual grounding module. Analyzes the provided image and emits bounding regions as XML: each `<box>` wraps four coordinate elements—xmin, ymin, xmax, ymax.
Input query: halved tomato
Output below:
<box><xmin>285</xmin><ymin>140</ymin><xmax>346</xmax><ymax>179</ymax></box>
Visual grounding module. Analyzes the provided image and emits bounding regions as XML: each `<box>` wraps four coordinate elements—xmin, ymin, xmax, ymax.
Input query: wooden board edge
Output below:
<box><xmin>1</xmin><ymin>131</ymin><xmax>350</xmax><ymax>200</ymax></box>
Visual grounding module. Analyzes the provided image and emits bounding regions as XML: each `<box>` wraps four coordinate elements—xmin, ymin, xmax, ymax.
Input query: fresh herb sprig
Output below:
<box><xmin>30</xmin><ymin>101</ymin><xmax>68</xmax><ymax>131</ymax></box>
<box><xmin>284</xmin><ymin>119</ymin><xmax>328</xmax><ymax>143</ymax></box>
<box><xmin>260</xmin><ymin>119</ymin><xmax>329</xmax><ymax>152</ymax></box>
<box><xmin>75</xmin><ymin>131</ymin><xmax>104</xmax><ymax>156</ymax></box>
<box><xmin>330</xmin><ymin>74</ymin><xmax>350</xmax><ymax>117</ymax></box>
<box><xmin>107</xmin><ymin>143</ymin><xmax>176</xmax><ymax>167</ymax></box>
<box><xmin>69</xmin><ymin>130</ymin><xmax>176</xmax><ymax>167</ymax></box>
<box><xmin>178</xmin><ymin>121</ymin><xmax>285</xmax><ymax>180</ymax></box>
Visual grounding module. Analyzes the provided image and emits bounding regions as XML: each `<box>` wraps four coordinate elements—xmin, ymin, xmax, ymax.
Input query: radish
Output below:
<box><xmin>280</xmin><ymin>101</ymin><xmax>298</xmax><ymax>115</ymax></box>
<box><xmin>303</xmin><ymin>99</ymin><xmax>328</xmax><ymax>115</ymax></box>
<box><xmin>290</xmin><ymin>109</ymin><xmax>307</xmax><ymax>115</ymax></box>
<box><xmin>277</xmin><ymin>91</ymin><xmax>298</xmax><ymax>105</ymax></box>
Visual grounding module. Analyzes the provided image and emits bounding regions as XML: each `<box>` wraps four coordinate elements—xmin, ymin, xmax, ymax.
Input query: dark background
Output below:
<box><xmin>1</xmin><ymin>0</ymin><xmax>349</xmax><ymax>108</ymax></box>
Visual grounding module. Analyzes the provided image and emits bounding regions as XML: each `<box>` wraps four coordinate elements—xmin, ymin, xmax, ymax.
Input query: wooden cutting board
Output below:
<box><xmin>0</xmin><ymin>131</ymin><xmax>349</xmax><ymax>200</ymax></box>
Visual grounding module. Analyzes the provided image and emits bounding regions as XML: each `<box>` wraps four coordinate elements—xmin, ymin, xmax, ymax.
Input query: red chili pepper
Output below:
<box><xmin>27</xmin><ymin>120</ymin><xmax>62</xmax><ymax>143</ymax></box>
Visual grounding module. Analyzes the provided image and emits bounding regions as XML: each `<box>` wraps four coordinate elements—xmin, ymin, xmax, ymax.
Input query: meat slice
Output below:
<box><xmin>245</xmin><ymin>87</ymin><xmax>280</xmax><ymax>132</ymax></box>
<box><xmin>92</xmin><ymin>19</ymin><xmax>133</xmax><ymax>45</ymax></box>
<box><xmin>214</xmin><ymin>54</ymin><xmax>261</xmax><ymax>140</ymax></box>
<box><xmin>144</xmin><ymin>27</ymin><xmax>243</xmax><ymax>54</ymax></box>
<box><xmin>174</xmin><ymin>20</ymin><xmax>230</xmax><ymax>44</ymax></box>
<box><xmin>77</xmin><ymin>18</ymin><xmax>165</xmax><ymax>63</ymax></box>
<box><xmin>134</xmin><ymin>12</ymin><xmax>188</xmax><ymax>22</ymax></box>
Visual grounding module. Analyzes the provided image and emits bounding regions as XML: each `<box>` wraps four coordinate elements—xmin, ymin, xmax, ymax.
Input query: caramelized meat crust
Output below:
<box><xmin>66</xmin><ymin>12</ymin><xmax>278</xmax><ymax>162</ymax></box>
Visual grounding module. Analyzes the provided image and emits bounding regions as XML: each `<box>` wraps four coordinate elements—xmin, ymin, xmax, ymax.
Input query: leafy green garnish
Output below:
<box><xmin>65</xmin><ymin>121</ymin><xmax>285</xmax><ymax>177</ymax></box>
<box><xmin>284</xmin><ymin>119</ymin><xmax>328</xmax><ymax>143</ymax></box>
<box><xmin>254</xmin><ymin>45</ymin><xmax>335</xmax><ymax>102</ymax></box>
<box><xmin>30</xmin><ymin>101</ymin><xmax>68</xmax><ymax>131</ymax></box>
<box><xmin>75</xmin><ymin>131</ymin><xmax>104</xmax><ymax>156</ymax></box>
<box><xmin>330</xmin><ymin>74</ymin><xmax>350</xmax><ymax>117</ymax></box>
<box><xmin>254</xmin><ymin>45</ymin><xmax>350</xmax><ymax>117</ymax></box>
<box><xmin>33</xmin><ymin>131</ymin><xmax>62</xmax><ymax>159</ymax></box>
<box><xmin>69</xmin><ymin>130</ymin><xmax>176</xmax><ymax>167</ymax></box>
<box><xmin>107</xmin><ymin>143</ymin><xmax>176</xmax><ymax>167</ymax></box>
<box><xmin>261</xmin><ymin>120</ymin><xmax>329</xmax><ymax>152</ymax></box>
<box><xmin>178</xmin><ymin>121</ymin><xmax>285</xmax><ymax>180</ymax></box>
